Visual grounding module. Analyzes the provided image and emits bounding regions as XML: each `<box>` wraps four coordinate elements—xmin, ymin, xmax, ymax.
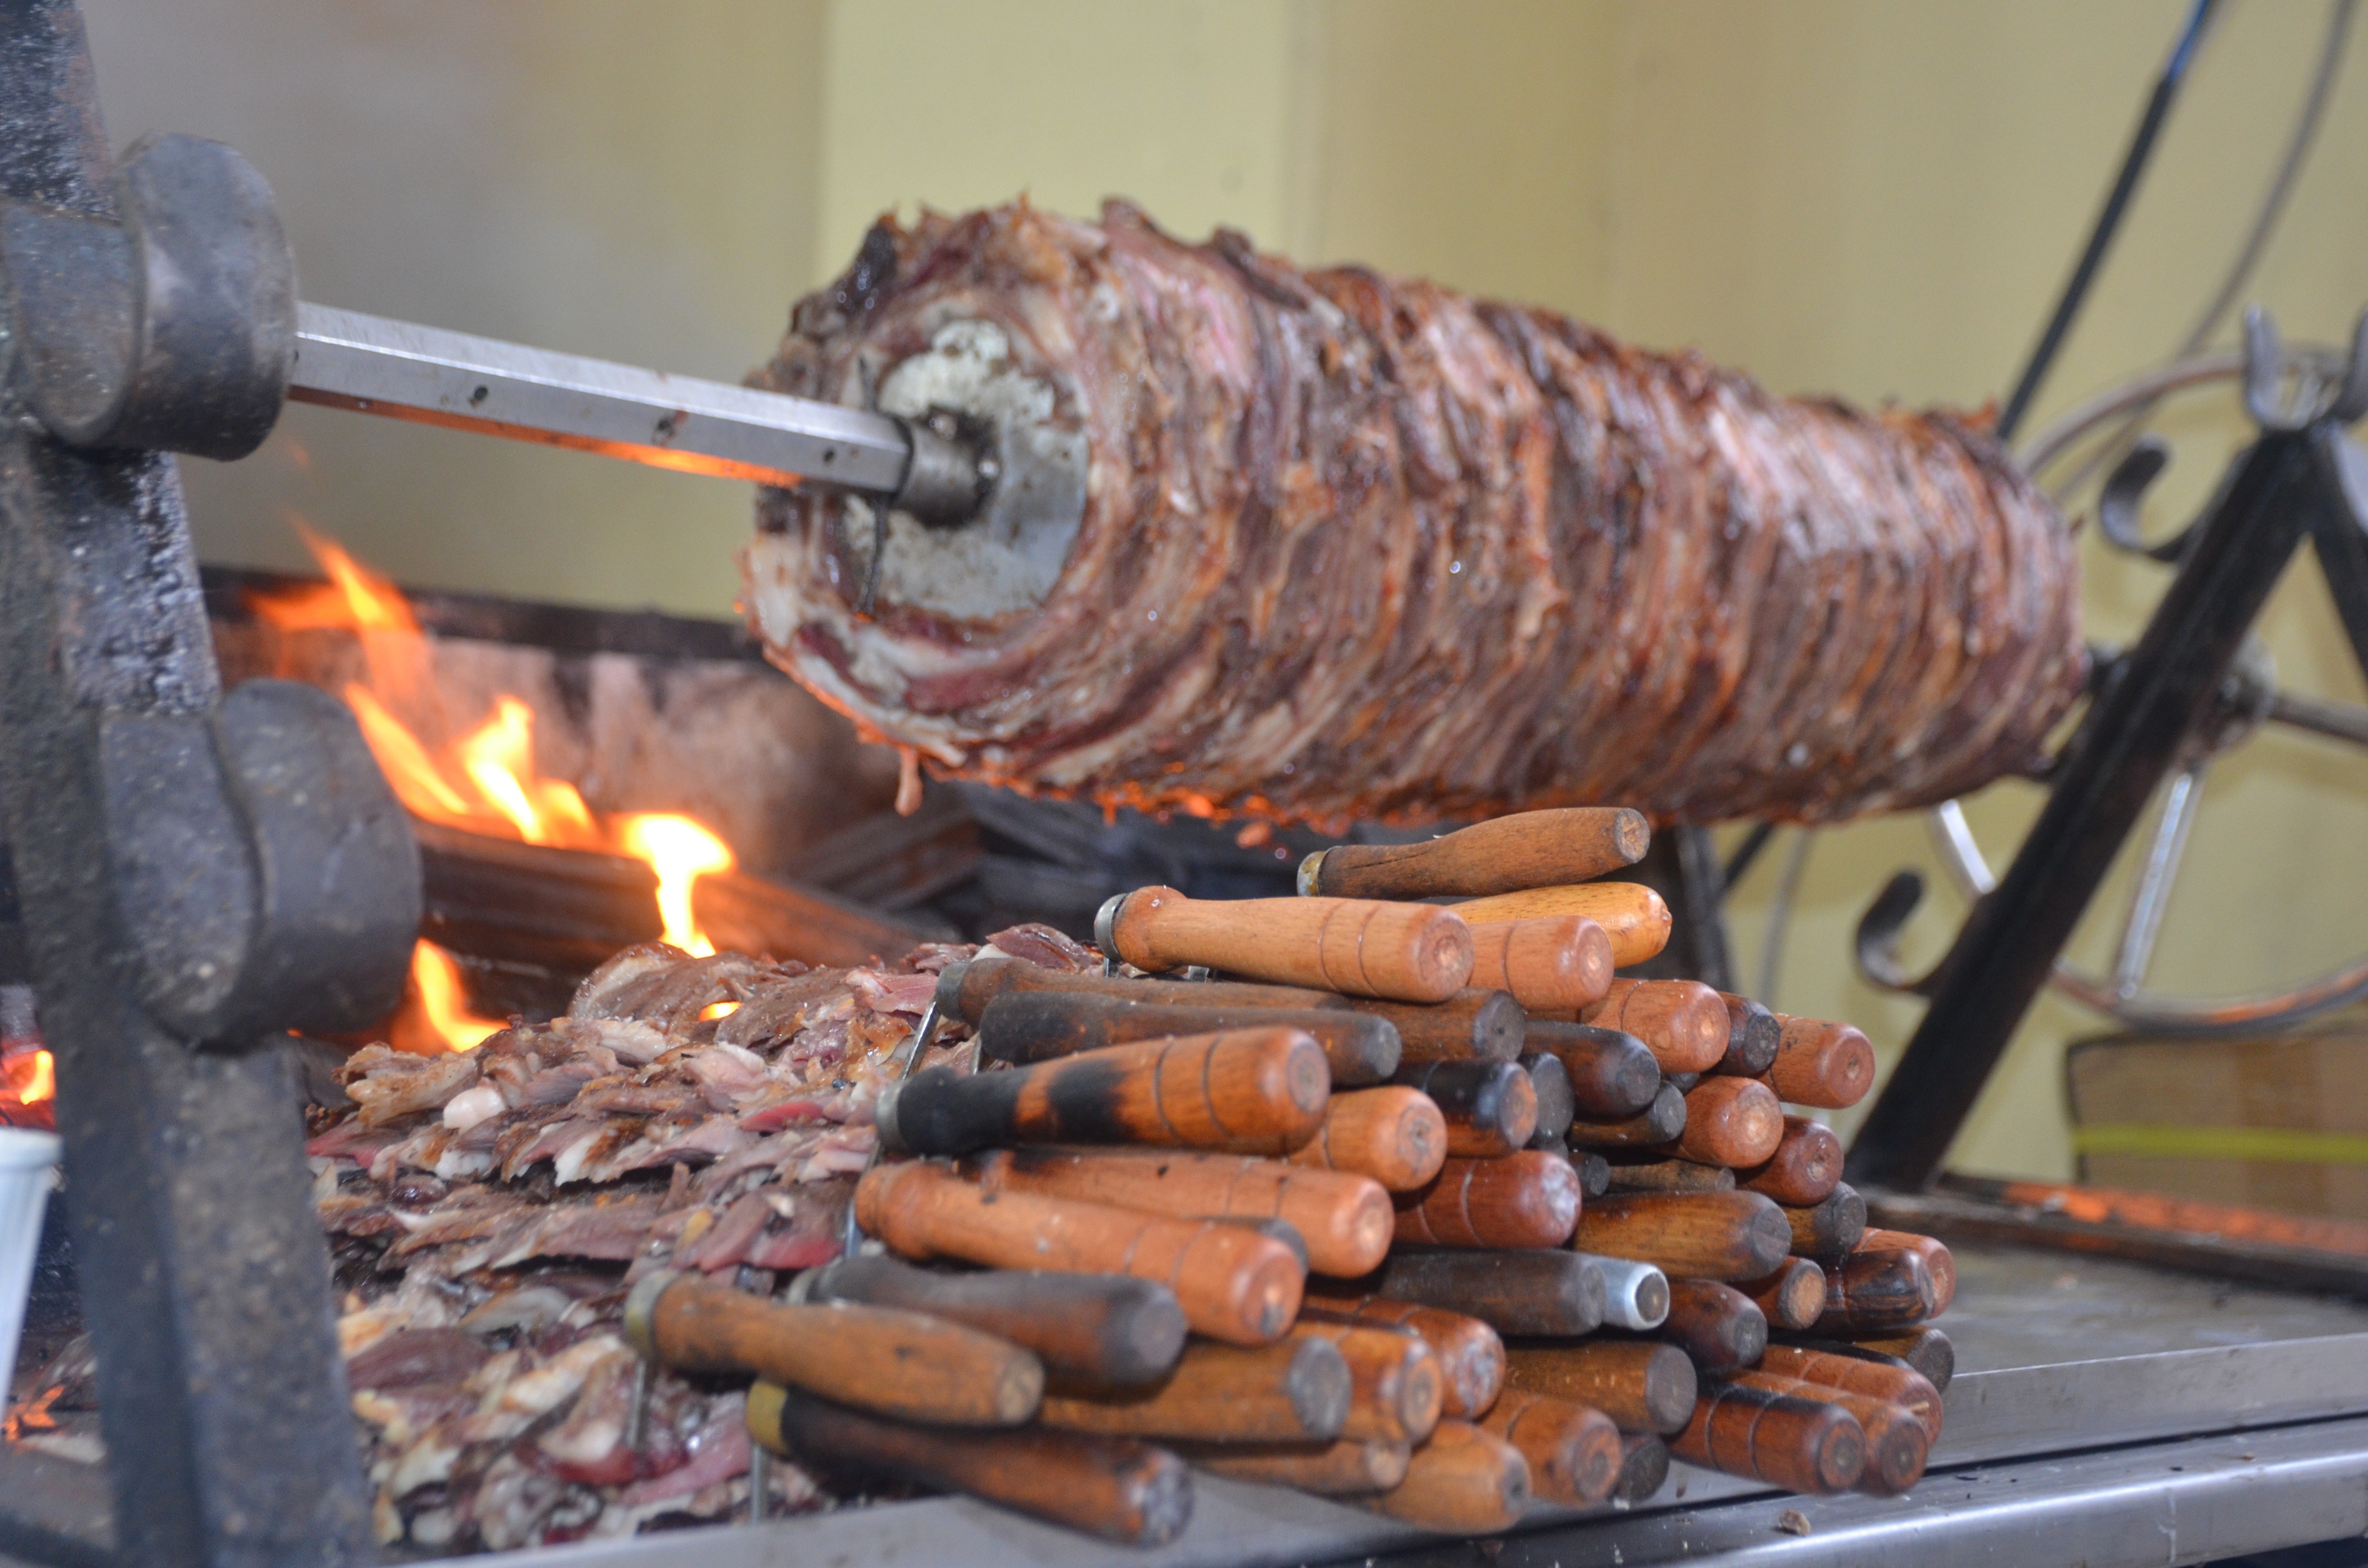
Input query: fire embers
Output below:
<box><xmin>746</xmin><ymin>200</ymin><xmax>2084</xmax><ymax>828</ymax></box>
<box><xmin>0</xmin><ymin>986</ymin><xmax>51</xmax><ymax>1132</ymax></box>
<box><xmin>304</xmin><ymin>925</ymin><xmax>1093</xmax><ymax>1549</ymax></box>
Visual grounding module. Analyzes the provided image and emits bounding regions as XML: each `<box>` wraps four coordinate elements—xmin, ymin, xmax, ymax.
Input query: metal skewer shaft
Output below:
<box><xmin>287</xmin><ymin>302</ymin><xmax>989</xmax><ymax>522</ymax></box>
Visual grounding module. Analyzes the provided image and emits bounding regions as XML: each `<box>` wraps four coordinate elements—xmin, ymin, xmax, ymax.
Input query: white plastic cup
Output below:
<box><xmin>0</xmin><ymin>1127</ymin><xmax>61</xmax><ymax>1394</ymax></box>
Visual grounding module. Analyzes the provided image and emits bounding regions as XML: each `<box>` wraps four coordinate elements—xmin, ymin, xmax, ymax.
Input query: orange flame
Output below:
<box><xmin>251</xmin><ymin>525</ymin><xmax>743</xmax><ymax>1045</ymax></box>
<box><xmin>3</xmin><ymin>1385</ymin><xmax>62</xmax><ymax>1444</ymax></box>
<box><xmin>1</xmin><ymin>1048</ymin><xmax>52</xmax><ymax>1121</ymax></box>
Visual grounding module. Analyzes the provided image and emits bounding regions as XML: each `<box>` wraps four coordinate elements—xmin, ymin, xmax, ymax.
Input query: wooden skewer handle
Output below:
<box><xmin>1290</xmin><ymin>1321</ymin><xmax>1444</xmax><ymax>1445</ymax></box>
<box><xmin>1732</xmin><ymin>1371</ymin><xmax>1929</xmax><ymax>1496</ymax></box>
<box><xmin>626</xmin><ymin>1270</ymin><xmax>1042</xmax><ymax>1426</ymax></box>
<box><xmin>1180</xmin><ymin>1437</ymin><xmax>1410</xmax><ymax>1495</ymax></box>
<box><xmin>1601</xmin><ymin>1156</ymin><xmax>1732</xmax><ymax>1195</ymax></box>
<box><xmin>879</xmin><ymin>1027</ymin><xmax>1331</xmax><ymax>1158</ymax></box>
<box><xmin>1345</xmin><ymin>990</ymin><xmax>1527</xmax><ymax>1063</ymax></box>
<box><xmin>1657</xmin><ymin>1279</ymin><xmax>1768</xmax><ymax>1375</ymax></box>
<box><xmin>1581</xmin><ymin>979</ymin><xmax>1729</xmax><ymax>1075</ymax></box>
<box><xmin>1454</xmin><ymin>881</ymin><xmax>1671</xmax><ymax>967</ymax></box>
<box><xmin>1798</xmin><ymin>1326</ymin><xmax>1955</xmax><ymax>1393</ymax></box>
<box><xmin>802</xmin><ymin>1254</ymin><xmax>1186</xmax><ymax>1389</ymax></box>
<box><xmin>966</xmin><ymin>1146</ymin><xmax>1393</xmax><ymax>1280</ymax></box>
<box><xmin>1102</xmin><ymin>885</ymin><xmax>1474</xmax><ymax>1002</ymax></box>
<box><xmin>1732</xmin><ymin>1257</ymin><xmax>1829</xmax><ymax>1332</ymax></box>
<box><xmin>1526</xmin><ymin>1023</ymin><xmax>1662</xmax><ymax>1119</ymax></box>
<box><xmin>1465</xmin><ymin>915</ymin><xmax>1615</xmax><ymax>1013</ymax></box>
<box><xmin>1672</xmin><ymin>1381</ymin><xmax>1866</xmax><ymax>1496</ymax></box>
<box><xmin>1565</xmin><ymin>1082</ymin><xmax>1688</xmax><ymax>1149</ymax></box>
<box><xmin>1300</xmin><ymin>808</ymin><xmax>1650</xmax><ymax>900</ymax></box>
<box><xmin>1858</xmin><ymin>1229</ymin><xmax>1957</xmax><ymax>1314</ymax></box>
<box><xmin>975</xmin><ymin>990</ymin><xmax>1401</xmax><ymax>1086</ymax></box>
<box><xmin>1037</xmin><ymin>1335</ymin><xmax>1351</xmax><ymax>1441</ymax></box>
<box><xmin>1288</xmin><ymin>1086</ymin><xmax>1449</xmax><ymax>1191</ymax></box>
<box><xmin>1755</xmin><ymin>1344</ymin><xmax>1943</xmax><ymax>1441</ymax></box>
<box><xmin>1573</xmin><ymin>1190</ymin><xmax>1793</xmax><ymax>1280</ymax></box>
<box><xmin>1815</xmin><ymin>1247</ymin><xmax>1941</xmax><ymax>1335</ymax></box>
<box><xmin>857</xmin><ymin>1161</ymin><xmax>1304</xmax><ymax>1346</ymax></box>
<box><xmin>1736</xmin><ymin>1115</ymin><xmax>1843</xmax><ymax>1205</ymax></box>
<box><xmin>1365</xmin><ymin>1248</ymin><xmax>1607</xmax><ymax>1337</ymax></box>
<box><xmin>747</xmin><ymin>1380</ymin><xmax>1192</xmax><ymax>1547</ymax></box>
<box><xmin>1783</xmin><ymin>1182</ymin><xmax>1868</xmax><ymax>1260</ymax></box>
<box><xmin>1670</xmin><ymin>1076</ymin><xmax>1785</xmax><ymax>1167</ymax></box>
<box><xmin>1478</xmin><ymin>1387</ymin><xmax>1623</xmax><ymax>1508</ymax></box>
<box><xmin>940</xmin><ymin>954</ymin><xmax>1343</xmax><ymax>1024</ymax></box>
<box><xmin>1714</xmin><ymin>993</ymin><xmax>1782</xmax><ymax>1076</ymax></box>
<box><xmin>1299</xmin><ymin>1299</ymin><xmax>1504</xmax><ymax>1421</ymax></box>
<box><xmin>1362</xmin><ymin>1421</ymin><xmax>1531</xmax><ymax>1535</ymax></box>
<box><xmin>1389</xmin><ymin>1058</ymin><xmax>1537</xmax><ymax>1157</ymax></box>
<box><xmin>1392</xmin><ymin>1151</ymin><xmax>1581</xmax><ymax>1250</ymax></box>
<box><xmin>1520</xmin><ymin>1051</ymin><xmax>1575</xmax><ymax>1145</ymax></box>
<box><xmin>1502</xmin><ymin>1339</ymin><xmax>1697</xmax><ymax>1435</ymax></box>
<box><xmin>1761</xmin><ymin>1016</ymin><xmax>1878</xmax><ymax>1109</ymax></box>
<box><xmin>1616</xmin><ymin>1433</ymin><xmax>1670</xmax><ymax>1502</ymax></box>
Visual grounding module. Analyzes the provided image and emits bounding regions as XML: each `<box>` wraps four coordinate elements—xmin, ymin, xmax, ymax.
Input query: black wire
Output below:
<box><xmin>1995</xmin><ymin>0</ymin><xmax>2221</xmax><ymax>445</ymax></box>
<box><xmin>1720</xmin><ymin>821</ymin><xmax>1777</xmax><ymax>897</ymax></box>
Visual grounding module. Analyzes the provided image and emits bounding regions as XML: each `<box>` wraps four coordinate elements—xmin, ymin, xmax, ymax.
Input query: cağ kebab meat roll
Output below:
<box><xmin>744</xmin><ymin>199</ymin><xmax>2083</xmax><ymax>827</ymax></box>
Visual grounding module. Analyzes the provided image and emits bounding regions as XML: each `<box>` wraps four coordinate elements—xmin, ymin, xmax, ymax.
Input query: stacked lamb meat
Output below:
<box><xmin>304</xmin><ymin>925</ymin><xmax>1094</xmax><ymax>1550</ymax></box>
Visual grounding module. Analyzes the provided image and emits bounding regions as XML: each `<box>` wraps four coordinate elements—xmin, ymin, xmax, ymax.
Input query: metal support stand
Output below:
<box><xmin>1849</xmin><ymin>331</ymin><xmax>2368</xmax><ymax>1190</ymax></box>
<box><xmin>1625</xmin><ymin>827</ymin><xmax>1735</xmax><ymax>991</ymax></box>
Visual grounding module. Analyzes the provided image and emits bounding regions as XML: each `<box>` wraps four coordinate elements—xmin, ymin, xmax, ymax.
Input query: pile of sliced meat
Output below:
<box><xmin>299</xmin><ymin>924</ymin><xmax>1096</xmax><ymax>1551</ymax></box>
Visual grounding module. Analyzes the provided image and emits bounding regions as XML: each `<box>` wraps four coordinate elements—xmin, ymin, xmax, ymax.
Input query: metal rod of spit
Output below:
<box><xmin>286</xmin><ymin>302</ymin><xmax>989</xmax><ymax>521</ymax></box>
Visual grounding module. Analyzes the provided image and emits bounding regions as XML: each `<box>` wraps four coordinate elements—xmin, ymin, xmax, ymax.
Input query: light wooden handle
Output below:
<box><xmin>1392</xmin><ymin>1151</ymin><xmax>1581</xmax><ymax>1250</ymax></box>
<box><xmin>1303</xmin><ymin>808</ymin><xmax>1649</xmax><ymax>900</ymax></box>
<box><xmin>1762</xmin><ymin>1016</ymin><xmax>1877</xmax><ymax>1108</ymax></box>
<box><xmin>856</xmin><ymin>1162</ymin><xmax>1304</xmax><ymax>1345</ymax></box>
<box><xmin>882</xmin><ymin>1027</ymin><xmax>1330</xmax><ymax>1157</ymax></box>
<box><xmin>1755</xmin><ymin>1344</ymin><xmax>1942</xmax><ymax>1441</ymax></box>
<box><xmin>1734</xmin><ymin>1371</ymin><xmax>1929</xmax><ymax>1496</ymax></box>
<box><xmin>1288</xmin><ymin>1086</ymin><xmax>1448</xmax><ymax>1191</ymax></box>
<box><xmin>1580</xmin><ymin>979</ymin><xmax>1729</xmax><ymax>1074</ymax></box>
<box><xmin>1464</xmin><ymin>916</ymin><xmax>1613</xmax><ymax>1013</ymax></box>
<box><xmin>1737</xmin><ymin>1115</ymin><xmax>1843</xmax><ymax>1205</ymax></box>
<box><xmin>1502</xmin><ymin>1340</ymin><xmax>1696</xmax><ymax>1435</ymax></box>
<box><xmin>1181</xmin><ymin>1437</ymin><xmax>1411</xmax><ymax>1495</ymax></box>
<box><xmin>1479</xmin><ymin>1388</ymin><xmax>1622</xmax><ymax>1508</ymax></box>
<box><xmin>1037</xmin><ymin>1335</ymin><xmax>1351</xmax><ymax>1441</ymax></box>
<box><xmin>1454</xmin><ymin>882</ymin><xmax>1670</xmax><ymax>967</ymax></box>
<box><xmin>1733</xmin><ymin>1257</ymin><xmax>1828</xmax><ymax>1332</ymax></box>
<box><xmin>1672</xmin><ymin>1382</ymin><xmax>1866</xmax><ymax>1495</ymax></box>
<box><xmin>1299</xmin><ymin>1299</ymin><xmax>1504</xmax><ymax>1420</ymax></box>
<box><xmin>1105</xmin><ymin>885</ymin><xmax>1474</xmax><ymax>1002</ymax></box>
<box><xmin>1820</xmin><ymin>1327</ymin><xmax>1955</xmax><ymax>1394</ymax></box>
<box><xmin>748</xmin><ymin>1380</ymin><xmax>1191</xmax><ymax>1547</ymax></box>
<box><xmin>1363</xmin><ymin>1421</ymin><xmax>1531</xmax><ymax>1534</ymax></box>
<box><xmin>631</xmin><ymin>1271</ymin><xmax>1042</xmax><ymax>1426</ymax></box>
<box><xmin>1672</xmin><ymin>1077</ymin><xmax>1784</xmax><ymax>1166</ymax></box>
<box><xmin>976</xmin><ymin>990</ymin><xmax>1401</xmax><ymax>1086</ymax></box>
<box><xmin>1292</xmin><ymin>1322</ymin><xmax>1443</xmax><ymax>1445</ymax></box>
<box><xmin>969</xmin><ymin>1146</ymin><xmax>1393</xmax><ymax>1280</ymax></box>
<box><xmin>1572</xmin><ymin>1190</ymin><xmax>1792</xmax><ymax>1280</ymax></box>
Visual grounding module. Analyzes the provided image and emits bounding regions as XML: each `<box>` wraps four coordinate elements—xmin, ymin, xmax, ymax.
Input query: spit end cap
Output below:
<box><xmin>1093</xmin><ymin>890</ymin><xmax>1131</xmax><ymax>961</ymax></box>
<box><xmin>622</xmin><ymin>1269</ymin><xmax>682</xmax><ymax>1360</ymax></box>
<box><xmin>872</xmin><ymin>1080</ymin><xmax>907</xmax><ymax>1157</ymax></box>
<box><xmin>1295</xmin><ymin>849</ymin><xmax>1328</xmax><ymax>897</ymax></box>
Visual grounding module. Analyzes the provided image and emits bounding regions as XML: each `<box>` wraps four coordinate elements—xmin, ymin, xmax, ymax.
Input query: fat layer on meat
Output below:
<box><xmin>744</xmin><ymin>199</ymin><xmax>2084</xmax><ymax>827</ymax></box>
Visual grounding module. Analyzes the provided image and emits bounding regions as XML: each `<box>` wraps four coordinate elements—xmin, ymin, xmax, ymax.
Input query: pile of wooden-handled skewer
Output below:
<box><xmin>623</xmin><ymin>807</ymin><xmax>1952</xmax><ymax>1544</ymax></box>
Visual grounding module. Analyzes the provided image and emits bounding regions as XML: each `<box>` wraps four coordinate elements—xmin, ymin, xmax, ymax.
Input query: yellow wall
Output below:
<box><xmin>76</xmin><ymin>0</ymin><xmax>2368</xmax><ymax>1180</ymax></box>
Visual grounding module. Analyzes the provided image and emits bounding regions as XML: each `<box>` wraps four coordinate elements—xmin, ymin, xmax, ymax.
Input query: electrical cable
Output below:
<box><xmin>1996</xmin><ymin>0</ymin><xmax>2222</xmax><ymax>445</ymax></box>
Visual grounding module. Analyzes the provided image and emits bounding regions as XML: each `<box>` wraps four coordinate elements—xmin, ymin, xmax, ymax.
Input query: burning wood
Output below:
<box><xmin>0</xmin><ymin>988</ymin><xmax>51</xmax><ymax>1131</ymax></box>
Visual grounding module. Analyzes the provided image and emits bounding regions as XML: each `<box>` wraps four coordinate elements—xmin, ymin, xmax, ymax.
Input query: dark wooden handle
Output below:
<box><xmin>748</xmin><ymin>1380</ymin><xmax>1191</xmax><ymax>1547</ymax></box>
<box><xmin>1343</xmin><ymin>990</ymin><xmax>1525</xmax><ymax>1063</ymax></box>
<box><xmin>1783</xmin><ymin>1182</ymin><xmax>1868</xmax><ymax>1259</ymax></box>
<box><xmin>1731</xmin><ymin>1257</ymin><xmax>1827</xmax><ymax>1332</ymax></box>
<box><xmin>1291</xmin><ymin>1322</ymin><xmax>1443</xmax><ymax>1445</ymax></box>
<box><xmin>1363</xmin><ymin>1421</ymin><xmax>1531</xmax><ymax>1534</ymax></box>
<box><xmin>1714</xmin><ymin>993</ymin><xmax>1782</xmax><ymax>1075</ymax></box>
<box><xmin>638</xmin><ymin>1272</ymin><xmax>1041</xmax><ymax>1426</ymax></box>
<box><xmin>1670</xmin><ymin>1077</ymin><xmax>1784</xmax><ymax>1167</ymax></box>
<box><xmin>1859</xmin><ymin>1229</ymin><xmax>1957</xmax><ymax>1314</ymax></box>
<box><xmin>1735</xmin><ymin>1371</ymin><xmax>1929</xmax><ymax>1496</ymax></box>
<box><xmin>1581</xmin><ymin>979</ymin><xmax>1729</xmax><ymax>1074</ymax></box>
<box><xmin>1465</xmin><ymin>915</ymin><xmax>1614</xmax><ymax>1013</ymax></box>
<box><xmin>1108</xmin><ymin>886</ymin><xmax>1474</xmax><ymax>1002</ymax></box>
<box><xmin>806</xmin><ymin>1254</ymin><xmax>1186</xmax><ymax>1389</ymax></box>
<box><xmin>1602</xmin><ymin>1156</ymin><xmax>1733</xmax><ymax>1195</ymax></box>
<box><xmin>1479</xmin><ymin>1388</ymin><xmax>1622</xmax><ymax>1508</ymax></box>
<box><xmin>1566</xmin><ymin>1081</ymin><xmax>1688</xmax><ymax>1149</ymax></box>
<box><xmin>968</xmin><ymin>1146</ymin><xmax>1392</xmax><ymax>1280</ymax></box>
<box><xmin>1657</xmin><ymin>1279</ymin><xmax>1767</xmax><ymax>1374</ymax></box>
<box><xmin>1392</xmin><ymin>1151</ymin><xmax>1581</xmax><ymax>1250</ymax></box>
<box><xmin>1454</xmin><ymin>881</ymin><xmax>1671</xmax><ymax>968</ymax></box>
<box><xmin>1181</xmin><ymin>1437</ymin><xmax>1410</xmax><ymax>1495</ymax></box>
<box><xmin>1037</xmin><ymin>1335</ymin><xmax>1351</xmax><ymax>1441</ymax></box>
<box><xmin>1809</xmin><ymin>1326</ymin><xmax>1954</xmax><ymax>1393</ymax></box>
<box><xmin>1737</xmin><ymin>1115</ymin><xmax>1843</xmax><ymax>1205</ymax></box>
<box><xmin>1502</xmin><ymin>1339</ymin><xmax>1697</xmax><ymax>1435</ymax></box>
<box><xmin>1299</xmin><ymin>1299</ymin><xmax>1504</xmax><ymax>1420</ymax></box>
<box><xmin>1365</xmin><ymin>1248</ymin><xmax>1607</xmax><ymax>1337</ymax></box>
<box><xmin>1304</xmin><ymin>808</ymin><xmax>1649</xmax><ymax>899</ymax></box>
<box><xmin>1815</xmin><ymin>1247</ymin><xmax>1940</xmax><ymax>1335</ymax></box>
<box><xmin>1573</xmin><ymin>1190</ymin><xmax>1792</xmax><ymax>1280</ymax></box>
<box><xmin>856</xmin><ymin>1162</ymin><xmax>1304</xmax><ymax>1345</ymax></box>
<box><xmin>946</xmin><ymin>954</ymin><xmax>1345</xmax><ymax>1024</ymax></box>
<box><xmin>1761</xmin><ymin>1016</ymin><xmax>1877</xmax><ymax>1108</ymax></box>
<box><xmin>1288</xmin><ymin>1086</ymin><xmax>1448</xmax><ymax>1191</ymax></box>
<box><xmin>1672</xmin><ymin>1381</ymin><xmax>1865</xmax><ymax>1495</ymax></box>
<box><xmin>1525</xmin><ymin>1022</ymin><xmax>1661</xmax><ymax>1119</ymax></box>
<box><xmin>1615</xmin><ymin>1433</ymin><xmax>1670</xmax><ymax>1503</ymax></box>
<box><xmin>1574</xmin><ymin>1150</ymin><xmax>1611</xmax><ymax>1198</ymax></box>
<box><xmin>882</xmin><ymin>1027</ymin><xmax>1330</xmax><ymax>1158</ymax></box>
<box><xmin>975</xmin><ymin>990</ymin><xmax>1401</xmax><ymax>1086</ymax></box>
<box><xmin>1756</xmin><ymin>1344</ymin><xmax>1942</xmax><ymax>1441</ymax></box>
<box><xmin>1389</xmin><ymin>1058</ymin><xmax>1536</xmax><ymax>1157</ymax></box>
<box><xmin>1517</xmin><ymin>1052</ymin><xmax>1575</xmax><ymax>1145</ymax></box>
